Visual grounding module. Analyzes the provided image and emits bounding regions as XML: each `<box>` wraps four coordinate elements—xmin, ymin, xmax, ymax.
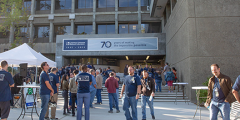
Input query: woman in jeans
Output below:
<box><xmin>61</xmin><ymin>74</ymin><xmax>70</xmax><ymax>115</ymax></box>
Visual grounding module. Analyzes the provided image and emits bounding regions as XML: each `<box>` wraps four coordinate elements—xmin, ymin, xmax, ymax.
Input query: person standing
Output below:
<box><xmin>162</xmin><ymin>63</ymin><xmax>170</xmax><ymax>86</ymax></box>
<box><xmin>138</xmin><ymin>65</ymin><xmax>143</xmax><ymax>76</ymax></box>
<box><xmin>124</xmin><ymin>64</ymin><xmax>129</xmax><ymax>77</ymax></box>
<box><xmin>205</xmin><ymin>64</ymin><xmax>236</xmax><ymax>120</ymax></box>
<box><xmin>105</xmin><ymin>67</ymin><xmax>112</xmax><ymax>79</ymax></box>
<box><xmin>112</xmin><ymin>70</ymin><xmax>120</xmax><ymax>108</ymax></box>
<box><xmin>120</xmin><ymin>66</ymin><xmax>141</xmax><ymax>120</ymax></box>
<box><xmin>141</xmin><ymin>71</ymin><xmax>155</xmax><ymax>120</ymax></box>
<box><xmin>76</xmin><ymin>65</ymin><xmax>92</xmax><ymax>120</ymax></box>
<box><xmin>45</xmin><ymin>68</ymin><xmax>59</xmax><ymax>120</ymax></box>
<box><xmin>95</xmin><ymin>69</ymin><xmax>103</xmax><ymax>104</ymax></box>
<box><xmin>89</xmin><ymin>69</ymin><xmax>97</xmax><ymax>108</ymax></box>
<box><xmin>39</xmin><ymin>62</ymin><xmax>54</xmax><ymax>120</ymax></box>
<box><xmin>144</xmin><ymin>64</ymin><xmax>148</xmax><ymax>71</ymax></box>
<box><xmin>105</xmin><ymin>72</ymin><xmax>120</xmax><ymax>113</ymax></box>
<box><xmin>166</xmin><ymin>69</ymin><xmax>175</xmax><ymax>93</ymax></box>
<box><xmin>154</xmin><ymin>69</ymin><xmax>162</xmax><ymax>92</ymax></box>
<box><xmin>69</xmin><ymin>70</ymin><xmax>79</xmax><ymax>116</ymax></box>
<box><xmin>60</xmin><ymin>74</ymin><xmax>70</xmax><ymax>115</ymax></box>
<box><xmin>0</xmin><ymin>60</ymin><xmax>14</xmax><ymax>120</ymax></box>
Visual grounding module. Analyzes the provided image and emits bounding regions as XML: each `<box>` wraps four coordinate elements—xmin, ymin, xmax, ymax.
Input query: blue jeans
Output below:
<box><xmin>103</xmin><ymin>77</ymin><xmax>107</xmax><ymax>84</ymax></box>
<box><xmin>90</xmin><ymin>89</ymin><xmax>96</xmax><ymax>107</ymax></box>
<box><xmin>113</xmin><ymin>88</ymin><xmax>119</xmax><ymax>107</ymax></box>
<box><xmin>123</xmin><ymin>96</ymin><xmax>138</xmax><ymax>120</ymax></box>
<box><xmin>108</xmin><ymin>93</ymin><xmax>119</xmax><ymax>111</ymax></box>
<box><xmin>96</xmin><ymin>89</ymin><xmax>102</xmax><ymax>103</ymax></box>
<box><xmin>141</xmin><ymin>95</ymin><xmax>154</xmax><ymax>119</ymax></box>
<box><xmin>77</xmin><ymin>93</ymin><xmax>90</xmax><ymax>120</ymax></box>
<box><xmin>39</xmin><ymin>95</ymin><xmax>50</xmax><ymax>120</ymax></box>
<box><xmin>155</xmin><ymin>80</ymin><xmax>162</xmax><ymax>92</ymax></box>
<box><xmin>164</xmin><ymin>75</ymin><xmax>167</xmax><ymax>85</ymax></box>
<box><xmin>210</xmin><ymin>101</ymin><xmax>230</xmax><ymax>120</ymax></box>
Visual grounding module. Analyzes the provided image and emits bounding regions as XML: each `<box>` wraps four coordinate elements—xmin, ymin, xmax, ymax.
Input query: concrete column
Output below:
<box><xmin>161</xmin><ymin>18</ymin><xmax>165</xmax><ymax>32</ymax></box>
<box><xmin>31</xmin><ymin>0</ymin><xmax>35</xmax><ymax>15</ymax></box>
<box><xmin>71</xmin><ymin>0</ymin><xmax>75</xmax><ymax>13</ymax></box>
<box><xmin>49</xmin><ymin>21</ymin><xmax>54</xmax><ymax>42</ymax></box>
<box><xmin>51</xmin><ymin>0</ymin><xmax>55</xmax><ymax>14</ymax></box>
<box><xmin>29</xmin><ymin>21</ymin><xmax>34</xmax><ymax>43</ymax></box>
<box><xmin>115</xmin><ymin>0</ymin><xmax>118</xmax><ymax>34</ymax></box>
<box><xmin>170</xmin><ymin>0</ymin><xmax>173</xmax><ymax>12</ymax></box>
<box><xmin>166</xmin><ymin>4</ymin><xmax>171</xmax><ymax>20</ymax></box>
<box><xmin>138</xmin><ymin>0</ymin><xmax>141</xmax><ymax>33</ymax></box>
<box><xmin>92</xmin><ymin>0</ymin><xmax>96</xmax><ymax>34</ymax></box>
<box><xmin>71</xmin><ymin>19</ymin><xmax>74</xmax><ymax>34</ymax></box>
<box><xmin>9</xmin><ymin>23</ymin><xmax>14</xmax><ymax>44</ymax></box>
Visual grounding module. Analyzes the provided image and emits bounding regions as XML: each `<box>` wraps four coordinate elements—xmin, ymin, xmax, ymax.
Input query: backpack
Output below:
<box><xmin>166</xmin><ymin>71</ymin><xmax>175</xmax><ymax>81</ymax></box>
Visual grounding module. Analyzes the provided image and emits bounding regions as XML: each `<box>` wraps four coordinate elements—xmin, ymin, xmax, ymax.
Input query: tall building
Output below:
<box><xmin>1</xmin><ymin>0</ymin><xmax>240</xmax><ymax>102</ymax></box>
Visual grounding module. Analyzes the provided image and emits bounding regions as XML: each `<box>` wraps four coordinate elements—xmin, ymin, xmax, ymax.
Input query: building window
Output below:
<box><xmin>36</xmin><ymin>0</ymin><xmax>51</xmax><ymax>10</ymax></box>
<box><xmin>24</xmin><ymin>0</ymin><xmax>31</xmax><ymax>11</ymax></box>
<box><xmin>119</xmin><ymin>0</ymin><xmax>138</xmax><ymax>7</ymax></box>
<box><xmin>15</xmin><ymin>27</ymin><xmax>29</xmax><ymax>38</ymax></box>
<box><xmin>76</xmin><ymin>0</ymin><xmax>93</xmax><ymax>9</ymax></box>
<box><xmin>0</xmin><ymin>30</ymin><xmax>9</xmax><ymax>38</ymax></box>
<box><xmin>119</xmin><ymin>24</ymin><xmax>138</xmax><ymax>34</ymax></box>
<box><xmin>141</xmin><ymin>0</ymin><xmax>150</xmax><ymax>6</ymax></box>
<box><xmin>55</xmin><ymin>0</ymin><xmax>72</xmax><ymax>10</ymax></box>
<box><xmin>34</xmin><ymin>26</ymin><xmax>50</xmax><ymax>38</ymax></box>
<box><xmin>54</xmin><ymin>25</ymin><xmax>71</xmax><ymax>37</ymax></box>
<box><xmin>97</xmin><ymin>24</ymin><xmax>115</xmax><ymax>34</ymax></box>
<box><xmin>141</xmin><ymin>22</ymin><xmax>161</xmax><ymax>33</ymax></box>
<box><xmin>76</xmin><ymin>25</ymin><xmax>92</xmax><ymax>35</ymax></box>
<box><xmin>97</xmin><ymin>0</ymin><xmax>115</xmax><ymax>8</ymax></box>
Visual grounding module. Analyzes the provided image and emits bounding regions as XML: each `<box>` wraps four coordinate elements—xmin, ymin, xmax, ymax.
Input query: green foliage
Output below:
<box><xmin>199</xmin><ymin>77</ymin><xmax>211</xmax><ymax>104</ymax></box>
<box><xmin>0</xmin><ymin>0</ymin><xmax>32</xmax><ymax>49</ymax></box>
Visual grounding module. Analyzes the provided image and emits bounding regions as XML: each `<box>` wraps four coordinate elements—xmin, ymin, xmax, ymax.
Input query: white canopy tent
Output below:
<box><xmin>0</xmin><ymin>43</ymin><xmax>56</xmax><ymax>67</ymax></box>
<box><xmin>0</xmin><ymin>43</ymin><xmax>56</xmax><ymax>82</ymax></box>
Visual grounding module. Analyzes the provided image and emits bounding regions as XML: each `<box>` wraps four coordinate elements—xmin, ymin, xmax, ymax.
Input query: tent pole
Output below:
<box><xmin>35</xmin><ymin>66</ymin><xmax>37</xmax><ymax>83</ymax></box>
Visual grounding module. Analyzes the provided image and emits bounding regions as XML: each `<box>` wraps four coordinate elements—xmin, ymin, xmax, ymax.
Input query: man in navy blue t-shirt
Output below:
<box><xmin>76</xmin><ymin>65</ymin><xmax>92</xmax><ymax>120</ymax></box>
<box><xmin>120</xmin><ymin>66</ymin><xmax>141</xmax><ymax>120</ymax></box>
<box><xmin>0</xmin><ymin>60</ymin><xmax>14</xmax><ymax>120</ymax></box>
<box><xmin>45</xmin><ymin>68</ymin><xmax>59</xmax><ymax>120</ymax></box>
<box><xmin>105</xmin><ymin>67</ymin><xmax>112</xmax><ymax>79</ymax></box>
<box><xmin>39</xmin><ymin>62</ymin><xmax>54</xmax><ymax>120</ymax></box>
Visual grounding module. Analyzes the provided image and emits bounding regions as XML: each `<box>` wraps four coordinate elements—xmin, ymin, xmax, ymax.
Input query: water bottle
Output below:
<box><xmin>149</xmin><ymin>96</ymin><xmax>153</xmax><ymax>101</ymax></box>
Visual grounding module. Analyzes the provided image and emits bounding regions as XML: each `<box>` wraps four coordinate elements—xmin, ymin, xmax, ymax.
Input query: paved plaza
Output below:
<box><xmin>7</xmin><ymin>99</ymin><xmax>210</xmax><ymax>120</ymax></box>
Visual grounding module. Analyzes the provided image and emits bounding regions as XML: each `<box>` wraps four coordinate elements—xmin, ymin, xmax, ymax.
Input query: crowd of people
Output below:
<box><xmin>1</xmin><ymin>60</ymin><xmax>240</xmax><ymax>120</ymax></box>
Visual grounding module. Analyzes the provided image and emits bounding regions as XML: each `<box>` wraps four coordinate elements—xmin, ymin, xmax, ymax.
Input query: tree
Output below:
<box><xmin>0</xmin><ymin>0</ymin><xmax>34</xmax><ymax>49</ymax></box>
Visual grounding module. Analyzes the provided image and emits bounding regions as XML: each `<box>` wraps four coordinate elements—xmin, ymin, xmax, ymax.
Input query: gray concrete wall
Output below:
<box><xmin>55</xmin><ymin>33</ymin><xmax>166</xmax><ymax>68</ymax></box>
<box><xmin>164</xmin><ymin>0</ymin><xmax>240</xmax><ymax>102</ymax></box>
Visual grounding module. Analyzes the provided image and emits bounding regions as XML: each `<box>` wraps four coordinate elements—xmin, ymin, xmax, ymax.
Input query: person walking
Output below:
<box><xmin>205</xmin><ymin>64</ymin><xmax>236</xmax><ymax>120</ymax></box>
<box><xmin>0</xmin><ymin>60</ymin><xmax>14</xmax><ymax>120</ymax></box>
<box><xmin>76</xmin><ymin>65</ymin><xmax>92</xmax><ymax>120</ymax></box>
<box><xmin>45</xmin><ymin>68</ymin><xmax>59</xmax><ymax>120</ymax></box>
<box><xmin>69</xmin><ymin>70</ymin><xmax>79</xmax><ymax>116</ymax></box>
<box><xmin>112</xmin><ymin>70</ymin><xmax>120</xmax><ymax>108</ymax></box>
<box><xmin>60</xmin><ymin>74</ymin><xmax>70</xmax><ymax>115</ymax></box>
<box><xmin>141</xmin><ymin>71</ymin><xmax>155</xmax><ymax>120</ymax></box>
<box><xmin>166</xmin><ymin>69</ymin><xmax>175</xmax><ymax>93</ymax></box>
<box><xmin>89</xmin><ymin>69</ymin><xmax>97</xmax><ymax>108</ymax></box>
<box><xmin>95</xmin><ymin>69</ymin><xmax>103</xmax><ymax>104</ymax></box>
<box><xmin>120</xmin><ymin>66</ymin><xmax>141</xmax><ymax>120</ymax></box>
<box><xmin>154</xmin><ymin>69</ymin><xmax>162</xmax><ymax>92</ymax></box>
<box><xmin>105</xmin><ymin>72</ymin><xmax>120</xmax><ymax>113</ymax></box>
<box><xmin>162</xmin><ymin>63</ymin><xmax>170</xmax><ymax>86</ymax></box>
<box><xmin>39</xmin><ymin>62</ymin><xmax>54</xmax><ymax>120</ymax></box>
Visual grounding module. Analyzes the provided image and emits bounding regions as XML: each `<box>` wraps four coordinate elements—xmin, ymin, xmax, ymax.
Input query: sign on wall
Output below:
<box><xmin>63</xmin><ymin>37</ymin><xmax>158</xmax><ymax>51</ymax></box>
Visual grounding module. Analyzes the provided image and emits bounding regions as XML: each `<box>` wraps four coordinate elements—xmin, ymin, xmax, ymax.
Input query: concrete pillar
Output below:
<box><xmin>115</xmin><ymin>0</ymin><xmax>118</xmax><ymax>34</ymax></box>
<box><xmin>71</xmin><ymin>19</ymin><xmax>74</xmax><ymax>34</ymax></box>
<box><xmin>51</xmin><ymin>0</ymin><xmax>55</xmax><ymax>14</ymax></box>
<box><xmin>49</xmin><ymin>21</ymin><xmax>54</xmax><ymax>42</ymax></box>
<box><xmin>92</xmin><ymin>0</ymin><xmax>96</xmax><ymax>34</ymax></box>
<box><xmin>138</xmin><ymin>0</ymin><xmax>141</xmax><ymax>33</ymax></box>
<box><xmin>9</xmin><ymin>23</ymin><xmax>14</xmax><ymax>44</ymax></box>
<box><xmin>170</xmin><ymin>0</ymin><xmax>173</xmax><ymax>13</ymax></box>
<box><xmin>166</xmin><ymin>4</ymin><xmax>171</xmax><ymax>20</ymax></box>
<box><xmin>31</xmin><ymin>0</ymin><xmax>35</xmax><ymax>15</ymax></box>
<box><xmin>161</xmin><ymin>17</ymin><xmax>165</xmax><ymax>32</ymax></box>
<box><xmin>71</xmin><ymin>0</ymin><xmax>75</xmax><ymax>13</ymax></box>
<box><xmin>29</xmin><ymin>21</ymin><xmax>34</xmax><ymax>43</ymax></box>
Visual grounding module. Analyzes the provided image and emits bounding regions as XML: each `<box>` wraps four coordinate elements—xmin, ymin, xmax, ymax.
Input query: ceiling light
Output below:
<box><xmin>122</xmin><ymin>25</ymin><xmax>125</xmax><ymax>28</ymax></box>
<box><xmin>146</xmin><ymin>56</ymin><xmax>150</xmax><ymax>60</ymax></box>
<box><xmin>126</xmin><ymin>56</ymin><xmax>129</xmax><ymax>60</ymax></box>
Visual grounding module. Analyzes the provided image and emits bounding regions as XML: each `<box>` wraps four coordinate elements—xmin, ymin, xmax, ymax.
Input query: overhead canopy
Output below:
<box><xmin>0</xmin><ymin>43</ymin><xmax>56</xmax><ymax>67</ymax></box>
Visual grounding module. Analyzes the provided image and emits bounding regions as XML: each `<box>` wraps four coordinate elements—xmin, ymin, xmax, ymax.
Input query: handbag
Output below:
<box><xmin>48</xmin><ymin>96</ymin><xmax>57</xmax><ymax>107</ymax></box>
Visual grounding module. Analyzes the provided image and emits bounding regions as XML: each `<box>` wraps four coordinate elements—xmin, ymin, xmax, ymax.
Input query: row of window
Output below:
<box><xmin>0</xmin><ymin>23</ymin><xmax>160</xmax><ymax>39</ymax></box>
<box><xmin>34</xmin><ymin>0</ymin><xmax>150</xmax><ymax>11</ymax></box>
